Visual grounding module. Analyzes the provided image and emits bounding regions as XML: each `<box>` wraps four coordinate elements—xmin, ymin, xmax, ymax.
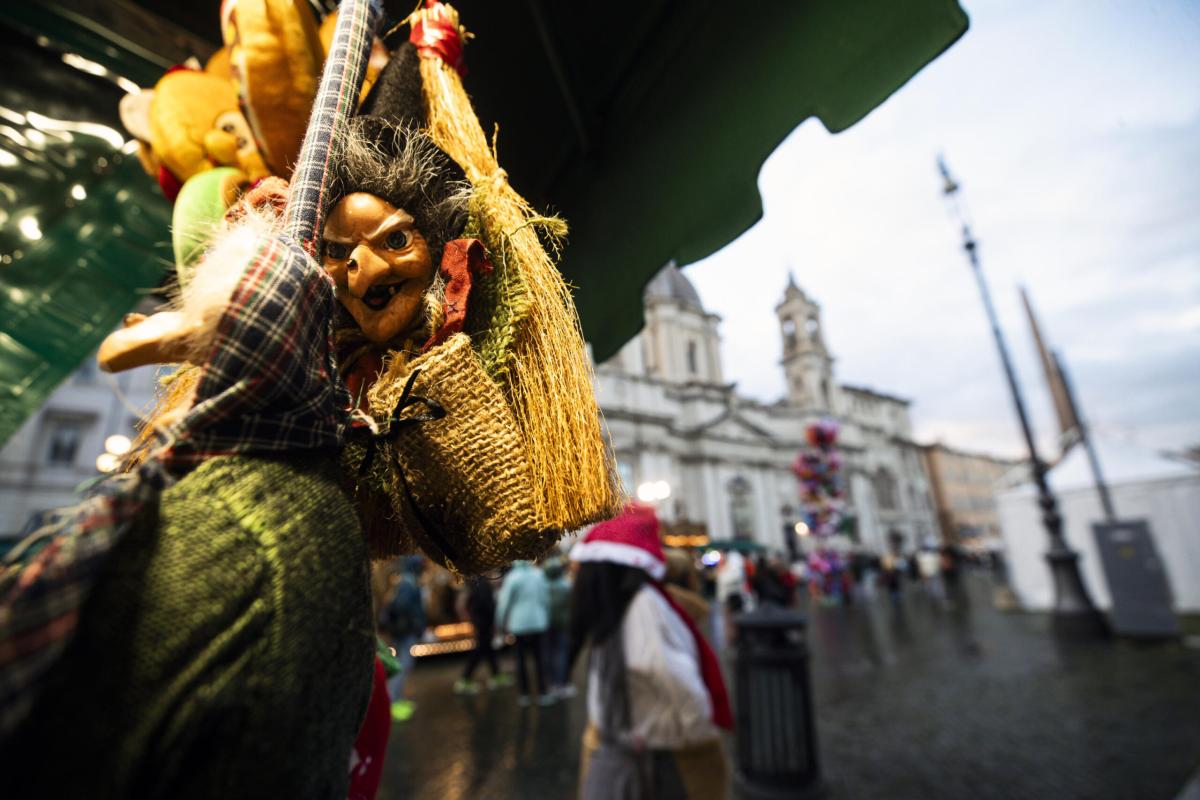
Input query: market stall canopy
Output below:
<box><xmin>0</xmin><ymin>0</ymin><xmax>968</xmax><ymax>446</ymax></box>
<box><xmin>708</xmin><ymin>539</ymin><xmax>767</xmax><ymax>554</ymax></box>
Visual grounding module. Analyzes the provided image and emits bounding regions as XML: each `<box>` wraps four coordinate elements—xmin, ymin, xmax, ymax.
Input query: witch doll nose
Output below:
<box><xmin>348</xmin><ymin>245</ymin><xmax>387</xmax><ymax>297</ymax></box>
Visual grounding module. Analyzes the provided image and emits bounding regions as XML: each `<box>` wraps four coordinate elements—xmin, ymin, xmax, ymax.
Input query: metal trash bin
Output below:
<box><xmin>733</xmin><ymin>605</ymin><xmax>822</xmax><ymax>799</ymax></box>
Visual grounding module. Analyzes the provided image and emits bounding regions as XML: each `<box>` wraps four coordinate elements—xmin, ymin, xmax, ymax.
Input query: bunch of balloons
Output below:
<box><xmin>792</xmin><ymin>419</ymin><xmax>846</xmax><ymax>537</ymax></box>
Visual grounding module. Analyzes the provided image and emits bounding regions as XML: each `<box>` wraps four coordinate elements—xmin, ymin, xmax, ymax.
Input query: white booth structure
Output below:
<box><xmin>996</xmin><ymin>440</ymin><xmax>1200</xmax><ymax>613</ymax></box>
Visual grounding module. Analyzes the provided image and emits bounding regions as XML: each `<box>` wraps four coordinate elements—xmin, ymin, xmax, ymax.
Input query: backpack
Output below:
<box><xmin>381</xmin><ymin>579</ymin><xmax>424</xmax><ymax>639</ymax></box>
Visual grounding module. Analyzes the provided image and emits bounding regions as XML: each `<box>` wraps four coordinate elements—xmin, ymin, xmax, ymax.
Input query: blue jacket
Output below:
<box><xmin>496</xmin><ymin>561</ymin><xmax>549</xmax><ymax>635</ymax></box>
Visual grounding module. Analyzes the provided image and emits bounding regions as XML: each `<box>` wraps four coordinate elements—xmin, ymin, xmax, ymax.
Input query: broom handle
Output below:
<box><xmin>284</xmin><ymin>0</ymin><xmax>383</xmax><ymax>253</ymax></box>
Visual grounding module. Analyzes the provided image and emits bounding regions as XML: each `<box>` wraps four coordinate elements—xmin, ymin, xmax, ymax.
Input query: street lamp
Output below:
<box><xmin>938</xmin><ymin>156</ymin><xmax>1105</xmax><ymax>636</ymax></box>
<box><xmin>96</xmin><ymin>432</ymin><xmax>132</xmax><ymax>474</ymax></box>
<box><xmin>636</xmin><ymin>480</ymin><xmax>671</xmax><ymax>503</ymax></box>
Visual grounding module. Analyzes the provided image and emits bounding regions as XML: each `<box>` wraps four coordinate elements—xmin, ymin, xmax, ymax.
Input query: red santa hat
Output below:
<box><xmin>570</xmin><ymin>503</ymin><xmax>666</xmax><ymax>580</ymax></box>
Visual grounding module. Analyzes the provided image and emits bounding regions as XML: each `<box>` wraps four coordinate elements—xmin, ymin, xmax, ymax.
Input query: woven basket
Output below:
<box><xmin>368</xmin><ymin>334</ymin><xmax>559</xmax><ymax>574</ymax></box>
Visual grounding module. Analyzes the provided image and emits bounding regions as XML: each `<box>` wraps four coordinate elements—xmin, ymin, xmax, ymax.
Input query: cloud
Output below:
<box><xmin>686</xmin><ymin>0</ymin><xmax>1200</xmax><ymax>458</ymax></box>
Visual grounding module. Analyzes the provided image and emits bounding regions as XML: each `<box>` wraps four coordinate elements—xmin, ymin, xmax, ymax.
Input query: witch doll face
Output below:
<box><xmin>322</xmin><ymin>192</ymin><xmax>435</xmax><ymax>343</ymax></box>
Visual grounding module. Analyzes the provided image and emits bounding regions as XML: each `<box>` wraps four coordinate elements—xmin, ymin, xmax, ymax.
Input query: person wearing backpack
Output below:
<box><xmin>380</xmin><ymin>557</ymin><xmax>427</xmax><ymax>722</ymax></box>
<box><xmin>543</xmin><ymin>556</ymin><xmax>575</xmax><ymax>697</ymax></box>
<box><xmin>454</xmin><ymin>575</ymin><xmax>511</xmax><ymax>694</ymax></box>
<box><xmin>496</xmin><ymin>559</ymin><xmax>552</xmax><ymax>706</ymax></box>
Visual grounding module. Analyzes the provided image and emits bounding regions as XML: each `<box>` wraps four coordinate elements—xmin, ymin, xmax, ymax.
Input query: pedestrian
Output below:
<box><xmin>751</xmin><ymin>554</ymin><xmax>789</xmax><ymax>607</ymax></box>
<box><xmin>570</xmin><ymin>505</ymin><xmax>733</xmax><ymax>800</ymax></box>
<box><xmin>454</xmin><ymin>576</ymin><xmax>511</xmax><ymax>694</ymax></box>
<box><xmin>496</xmin><ymin>559</ymin><xmax>553</xmax><ymax>706</ymax></box>
<box><xmin>880</xmin><ymin>552</ymin><xmax>903</xmax><ymax>603</ymax></box>
<box><xmin>544</xmin><ymin>556</ymin><xmax>576</xmax><ymax>697</ymax></box>
<box><xmin>776</xmin><ymin>555</ymin><xmax>799</xmax><ymax>607</ymax></box>
<box><xmin>940</xmin><ymin>543</ymin><xmax>964</xmax><ymax>605</ymax></box>
<box><xmin>715</xmin><ymin>549</ymin><xmax>747</xmax><ymax>646</ymax></box>
<box><xmin>917</xmin><ymin>546</ymin><xmax>946</xmax><ymax>605</ymax></box>
<box><xmin>380</xmin><ymin>557</ymin><xmax>427</xmax><ymax>721</ymax></box>
<box><xmin>663</xmin><ymin>548</ymin><xmax>710</xmax><ymax>628</ymax></box>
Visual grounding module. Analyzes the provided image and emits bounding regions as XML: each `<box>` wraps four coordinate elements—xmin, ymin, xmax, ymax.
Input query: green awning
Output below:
<box><xmin>0</xmin><ymin>19</ymin><xmax>172</xmax><ymax>446</ymax></box>
<box><xmin>442</xmin><ymin>1</ymin><xmax>968</xmax><ymax>359</ymax></box>
<box><xmin>708</xmin><ymin>539</ymin><xmax>767</xmax><ymax>554</ymax></box>
<box><xmin>0</xmin><ymin>0</ymin><xmax>968</xmax><ymax>446</ymax></box>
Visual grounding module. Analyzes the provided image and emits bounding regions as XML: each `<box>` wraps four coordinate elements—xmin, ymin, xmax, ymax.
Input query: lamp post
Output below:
<box><xmin>938</xmin><ymin>157</ymin><xmax>1105</xmax><ymax>636</ymax></box>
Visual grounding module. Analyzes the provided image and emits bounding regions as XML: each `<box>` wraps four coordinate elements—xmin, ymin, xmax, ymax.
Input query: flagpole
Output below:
<box><xmin>1052</xmin><ymin>351</ymin><xmax>1117</xmax><ymax>522</ymax></box>
<box><xmin>937</xmin><ymin>156</ymin><xmax>1106</xmax><ymax>636</ymax></box>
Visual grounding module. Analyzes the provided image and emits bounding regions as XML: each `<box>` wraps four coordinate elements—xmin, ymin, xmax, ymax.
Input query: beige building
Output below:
<box><xmin>921</xmin><ymin>443</ymin><xmax>1020</xmax><ymax>543</ymax></box>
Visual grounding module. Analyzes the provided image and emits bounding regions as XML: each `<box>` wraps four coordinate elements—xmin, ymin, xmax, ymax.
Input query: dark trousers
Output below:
<box><xmin>513</xmin><ymin>632</ymin><xmax>546</xmax><ymax>697</ymax></box>
<box><xmin>543</xmin><ymin>626</ymin><xmax>569</xmax><ymax>687</ymax></box>
<box><xmin>463</xmin><ymin>623</ymin><xmax>499</xmax><ymax>681</ymax></box>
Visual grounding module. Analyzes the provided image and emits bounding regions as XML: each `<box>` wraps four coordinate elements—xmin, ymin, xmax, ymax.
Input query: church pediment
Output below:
<box><xmin>680</xmin><ymin>409</ymin><xmax>777</xmax><ymax>443</ymax></box>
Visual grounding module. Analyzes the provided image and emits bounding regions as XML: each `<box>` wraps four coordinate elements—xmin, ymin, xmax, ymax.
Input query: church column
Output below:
<box><xmin>705</xmin><ymin>320</ymin><xmax>723</xmax><ymax>384</ymax></box>
<box><xmin>852</xmin><ymin>470</ymin><xmax>883</xmax><ymax>552</ymax></box>
<box><xmin>753</xmin><ymin>466</ymin><xmax>777</xmax><ymax>550</ymax></box>
<box><xmin>701</xmin><ymin>460</ymin><xmax>726</xmax><ymax>540</ymax></box>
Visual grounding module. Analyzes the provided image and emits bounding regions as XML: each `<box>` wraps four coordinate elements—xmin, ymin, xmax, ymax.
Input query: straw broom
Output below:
<box><xmin>409</xmin><ymin>2</ymin><xmax>620</xmax><ymax>529</ymax></box>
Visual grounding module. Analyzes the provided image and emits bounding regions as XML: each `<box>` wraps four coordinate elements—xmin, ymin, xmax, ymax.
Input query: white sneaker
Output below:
<box><xmin>517</xmin><ymin>694</ymin><xmax>532</xmax><ymax>707</ymax></box>
<box><xmin>537</xmin><ymin>693</ymin><xmax>557</xmax><ymax>706</ymax></box>
<box><xmin>556</xmin><ymin>684</ymin><xmax>578</xmax><ymax>699</ymax></box>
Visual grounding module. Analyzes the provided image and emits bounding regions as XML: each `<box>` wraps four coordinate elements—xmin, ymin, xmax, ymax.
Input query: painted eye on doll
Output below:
<box><xmin>385</xmin><ymin>230</ymin><xmax>410</xmax><ymax>249</ymax></box>
<box><xmin>324</xmin><ymin>241</ymin><xmax>351</xmax><ymax>260</ymax></box>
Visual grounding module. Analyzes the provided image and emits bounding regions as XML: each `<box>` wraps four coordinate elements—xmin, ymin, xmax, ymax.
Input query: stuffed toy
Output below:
<box><xmin>118</xmin><ymin>65</ymin><xmax>269</xmax><ymax>203</ymax></box>
<box><xmin>220</xmin><ymin>0</ymin><xmax>325</xmax><ymax>177</ymax></box>
<box><xmin>309</xmin><ymin>19</ymin><xmax>624</xmax><ymax>574</ymax></box>
<box><xmin>116</xmin><ymin>1</ymin><xmax>621</xmax><ymax>578</ymax></box>
<box><xmin>340</xmin><ymin>2</ymin><xmax>622</xmax><ymax>571</ymax></box>
<box><xmin>0</xmin><ymin>4</ymin><xmax>384</xmax><ymax>796</ymax></box>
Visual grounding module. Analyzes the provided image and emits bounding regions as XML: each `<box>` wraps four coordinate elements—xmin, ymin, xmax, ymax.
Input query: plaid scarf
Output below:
<box><xmin>157</xmin><ymin>235</ymin><xmax>352</xmax><ymax>468</ymax></box>
<box><xmin>0</xmin><ymin>0</ymin><xmax>383</xmax><ymax>744</ymax></box>
<box><xmin>0</xmin><ymin>463</ymin><xmax>167</xmax><ymax>738</ymax></box>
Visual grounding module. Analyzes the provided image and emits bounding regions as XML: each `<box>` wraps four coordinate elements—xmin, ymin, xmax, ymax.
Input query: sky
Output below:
<box><xmin>684</xmin><ymin>0</ymin><xmax>1200</xmax><ymax>459</ymax></box>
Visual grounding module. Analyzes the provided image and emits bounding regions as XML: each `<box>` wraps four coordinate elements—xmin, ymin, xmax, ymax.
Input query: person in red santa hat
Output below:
<box><xmin>569</xmin><ymin>504</ymin><xmax>733</xmax><ymax>800</ymax></box>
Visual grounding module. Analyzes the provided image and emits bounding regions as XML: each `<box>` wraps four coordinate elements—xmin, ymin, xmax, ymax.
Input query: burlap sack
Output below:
<box><xmin>369</xmin><ymin>333</ymin><xmax>559</xmax><ymax>574</ymax></box>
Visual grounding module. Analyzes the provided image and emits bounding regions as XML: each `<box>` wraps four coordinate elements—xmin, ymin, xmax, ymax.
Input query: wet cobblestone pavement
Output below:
<box><xmin>380</xmin><ymin>576</ymin><xmax>1200</xmax><ymax>800</ymax></box>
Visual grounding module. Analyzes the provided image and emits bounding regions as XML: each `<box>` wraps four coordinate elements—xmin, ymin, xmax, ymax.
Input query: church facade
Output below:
<box><xmin>594</xmin><ymin>264</ymin><xmax>939</xmax><ymax>556</ymax></box>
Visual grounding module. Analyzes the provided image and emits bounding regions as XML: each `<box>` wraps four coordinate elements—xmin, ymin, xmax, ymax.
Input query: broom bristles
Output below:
<box><xmin>419</xmin><ymin>56</ymin><xmax>620</xmax><ymax>529</ymax></box>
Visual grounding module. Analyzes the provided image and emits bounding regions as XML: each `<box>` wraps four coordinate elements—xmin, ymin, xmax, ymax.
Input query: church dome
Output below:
<box><xmin>644</xmin><ymin>262</ymin><xmax>704</xmax><ymax>312</ymax></box>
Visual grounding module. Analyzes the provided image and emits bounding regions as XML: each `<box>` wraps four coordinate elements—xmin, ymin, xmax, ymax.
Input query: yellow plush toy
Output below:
<box><xmin>148</xmin><ymin>68</ymin><xmax>270</xmax><ymax>191</ymax></box>
<box><xmin>118</xmin><ymin>67</ymin><xmax>268</xmax><ymax>200</ymax></box>
<box><xmin>205</xmin><ymin>46</ymin><xmax>233</xmax><ymax>81</ymax></box>
<box><xmin>221</xmin><ymin>0</ymin><xmax>324</xmax><ymax>177</ymax></box>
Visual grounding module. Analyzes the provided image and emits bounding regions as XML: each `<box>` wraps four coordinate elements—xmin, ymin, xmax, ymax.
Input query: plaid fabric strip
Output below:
<box><xmin>285</xmin><ymin>0</ymin><xmax>383</xmax><ymax>256</ymax></box>
<box><xmin>160</xmin><ymin>237</ymin><xmax>351</xmax><ymax>467</ymax></box>
<box><xmin>0</xmin><ymin>464</ymin><xmax>167</xmax><ymax>741</ymax></box>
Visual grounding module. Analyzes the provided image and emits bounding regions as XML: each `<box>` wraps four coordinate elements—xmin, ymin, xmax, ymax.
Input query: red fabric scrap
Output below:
<box><xmin>423</xmin><ymin>238</ymin><xmax>492</xmax><ymax>351</ymax></box>
<box><xmin>347</xmin><ymin>657</ymin><xmax>391</xmax><ymax>800</ymax></box>
<box><xmin>409</xmin><ymin>0</ymin><xmax>468</xmax><ymax>76</ymax></box>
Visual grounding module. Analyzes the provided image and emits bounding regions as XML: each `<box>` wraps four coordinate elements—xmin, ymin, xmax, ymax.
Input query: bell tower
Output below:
<box><xmin>776</xmin><ymin>273</ymin><xmax>834</xmax><ymax>411</ymax></box>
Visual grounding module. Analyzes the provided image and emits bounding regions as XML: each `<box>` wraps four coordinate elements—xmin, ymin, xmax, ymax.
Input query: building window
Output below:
<box><xmin>616</xmin><ymin>456</ymin><xmax>635</xmax><ymax>493</ymax></box>
<box><xmin>44</xmin><ymin>417</ymin><xmax>87</xmax><ymax>467</ymax></box>
<box><xmin>686</xmin><ymin>340</ymin><xmax>698</xmax><ymax>375</ymax></box>
<box><xmin>728</xmin><ymin>475</ymin><xmax>754</xmax><ymax>539</ymax></box>
<box><xmin>874</xmin><ymin>468</ymin><xmax>898</xmax><ymax>511</ymax></box>
<box><xmin>782</xmin><ymin>318</ymin><xmax>797</xmax><ymax>350</ymax></box>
